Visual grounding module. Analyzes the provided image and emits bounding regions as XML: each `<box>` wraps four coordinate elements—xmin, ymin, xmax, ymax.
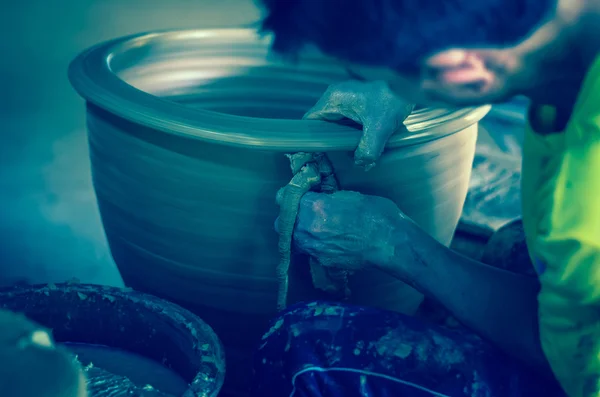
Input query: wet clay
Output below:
<box><xmin>276</xmin><ymin>153</ymin><xmax>350</xmax><ymax>310</ymax></box>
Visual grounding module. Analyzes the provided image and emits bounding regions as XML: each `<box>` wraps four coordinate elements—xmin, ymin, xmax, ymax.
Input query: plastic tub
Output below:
<box><xmin>0</xmin><ymin>283</ymin><xmax>225</xmax><ymax>397</ymax></box>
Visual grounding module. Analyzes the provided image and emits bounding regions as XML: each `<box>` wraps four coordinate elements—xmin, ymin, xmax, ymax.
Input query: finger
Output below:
<box><xmin>311</xmin><ymin>255</ymin><xmax>336</xmax><ymax>269</ymax></box>
<box><xmin>309</xmin><ymin>104</ymin><xmax>389</xmax><ymax>169</ymax></box>
<box><xmin>303</xmin><ymin>103</ymin><xmax>358</xmax><ymax>123</ymax></box>
<box><xmin>308</xmin><ymin>256</ymin><xmax>349</xmax><ymax>298</ymax></box>
<box><xmin>421</xmin><ymin>52</ymin><xmax>496</xmax><ymax>106</ymax></box>
<box><xmin>439</xmin><ymin>67</ymin><xmax>488</xmax><ymax>85</ymax></box>
<box><xmin>425</xmin><ymin>50</ymin><xmax>468</xmax><ymax>69</ymax></box>
<box><xmin>304</xmin><ymin>107</ymin><xmax>348</xmax><ymax>121</ymax></box>
<box><xmin>354</xmin><ymin>103</ymin><xmax>412</xmax><ymax>170</ymax></box>
<box><xmin>308</xmin><ymin>101</ymin><xmax>374</xmax><ymax>168</ymax></box>
<box><xmin>421</xmin><ymin>79</ymin><xmax>491</xmax><ymax>107</ymax></box>
<box><xmin>303</xmin><ymin>84</ymin><xmax>361</xmax><ymax>122</ymax></box>
<box><xmin>286</xmin><ymin>152</ymin><xmax>315</xmax><ymax>174</ymax></box>
<box><xmin>312</xmin><ymin>154</ymin><xmax>339</xmax><ymax>192</ymax></box>
<box><xmin>354</xmin><ymin>119</ymin><xmax>395</xmax><ymax>170</ymax></box>
<box><xmin>308</xmin><ymin>257</ymin><xmax>336</xmax><ymax>293</ymax></box>
<box><xmin>303</xmin><ymin>93</ymin><xmax>347</xmax><ymax>121</ymax></box>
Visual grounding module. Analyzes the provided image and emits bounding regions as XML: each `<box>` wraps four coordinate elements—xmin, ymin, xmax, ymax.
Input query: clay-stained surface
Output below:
<box><xmin>254</xmin><ymin>301</ymin><xmax>561</xmax><ymax>397</ymax></box>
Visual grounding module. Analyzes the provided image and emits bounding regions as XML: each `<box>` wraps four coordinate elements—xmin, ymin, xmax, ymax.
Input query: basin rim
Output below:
<box><xmin>68</xmin><ymin>28</ymin><xmax>491</xmax><ymax>151</ymax></box>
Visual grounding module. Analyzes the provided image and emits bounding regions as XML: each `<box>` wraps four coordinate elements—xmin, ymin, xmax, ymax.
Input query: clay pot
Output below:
<box><xmin>68</xmin><ymin>29</ymin><xmax>489</xmax><ymax>348</ymax></box>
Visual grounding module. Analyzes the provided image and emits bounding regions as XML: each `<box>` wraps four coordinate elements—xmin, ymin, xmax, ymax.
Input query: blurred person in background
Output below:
<box><xmin>255</xmin><ymin>0</ymin><xmax>600</xmax><ymax>396</ymax></box>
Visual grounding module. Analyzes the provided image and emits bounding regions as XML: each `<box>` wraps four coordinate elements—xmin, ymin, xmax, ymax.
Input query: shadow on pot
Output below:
<box><xmin>0</xmin><ymin>283</ymin><xmax>225</xmax><ymax>397</ymax></box>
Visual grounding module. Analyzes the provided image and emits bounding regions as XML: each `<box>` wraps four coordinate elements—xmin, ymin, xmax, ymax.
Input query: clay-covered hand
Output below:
<box><xmin>304</xmin><ymin>80</ymin><xmax>415</xmax><ymax>171</ymax></box>
<box><xmin>286</xmin><ymin>190</ymin><xmax>403</xmax><ymax>271</ymax></box>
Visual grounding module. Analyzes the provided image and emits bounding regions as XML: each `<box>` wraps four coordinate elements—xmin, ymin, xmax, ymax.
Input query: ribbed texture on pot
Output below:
<box><xmin>70</xmin><ymin>29</ymin><xmax>488</xmax><ymax>349</ymax></box>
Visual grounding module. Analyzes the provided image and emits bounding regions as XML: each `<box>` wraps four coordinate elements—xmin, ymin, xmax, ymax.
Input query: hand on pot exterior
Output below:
<box><xmin>277</xmin><ymin>191</ymin><xmax>404</xmax><ymax>271</ymax></box>
<box><xmin>304</xmin><ymin>80</ymin><xmax>415</xmax><ymax>171</ymax></box>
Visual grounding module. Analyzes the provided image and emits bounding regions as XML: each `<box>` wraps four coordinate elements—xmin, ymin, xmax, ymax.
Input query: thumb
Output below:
<box><xmin>303</xmin><ymin>93</ymin><xmax>346</xmax><ymax>122</ymax></box>
<box><xmin>354</xmin><ymin>102</ymin><xmax>414</xmax><ymax>170</ymax></box>
<box><xmin>354</xmin><ymin>120</ymin><xmax>394</xmax><ymax>171</ymax></box>
<box><xmin>354</xmin><ymin>109</ymin><xmax>410</xmax><ymax>171</ymax></box>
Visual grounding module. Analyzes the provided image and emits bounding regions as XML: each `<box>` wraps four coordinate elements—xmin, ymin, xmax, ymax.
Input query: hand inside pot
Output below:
<box><xmin>304</xmin><ymin>80</ymin><xmax>415</xmax><ymax>171</ymax></box>
<box><xmin>276</xmin><ymin>190</ymin><xmax>409</xmax><ymax>273</ymax></box>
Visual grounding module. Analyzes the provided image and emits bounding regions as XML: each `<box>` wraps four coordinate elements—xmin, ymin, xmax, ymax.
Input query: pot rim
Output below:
<box><xmin>68</xmin><ymin>28</ymin><xmax>491</xmax><ymax>151</ymax></box>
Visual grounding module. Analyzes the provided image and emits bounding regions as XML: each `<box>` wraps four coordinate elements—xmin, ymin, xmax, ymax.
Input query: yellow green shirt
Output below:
<box><xmin>522</xmin><ymin>56</ymin><xmax>600</xmax><ymax>397</ymax></box>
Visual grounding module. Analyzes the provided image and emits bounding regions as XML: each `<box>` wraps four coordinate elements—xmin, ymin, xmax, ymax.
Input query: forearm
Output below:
<box><xmin>378</xmin><ymin>220</ymin><xmax>550</xmax><ymax>372</ymax></box>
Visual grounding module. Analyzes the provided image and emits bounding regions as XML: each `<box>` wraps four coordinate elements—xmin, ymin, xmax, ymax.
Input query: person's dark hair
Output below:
<box><xmin>259</xmin><ymin>0</ymin><xmax>557</xmax><ymax>73</ymax></box>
